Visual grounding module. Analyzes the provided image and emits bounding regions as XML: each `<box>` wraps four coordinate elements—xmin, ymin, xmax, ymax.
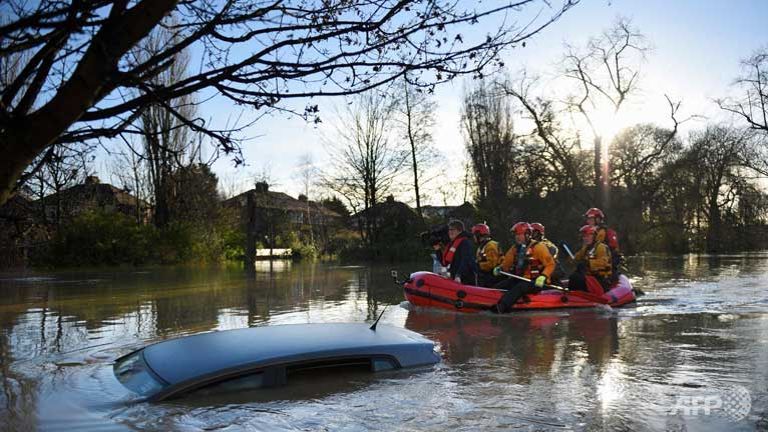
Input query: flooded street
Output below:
<box><xmin>1</xmin><ymin>256</ymin><xmax>767</xmax><ymax>431</ymax></box>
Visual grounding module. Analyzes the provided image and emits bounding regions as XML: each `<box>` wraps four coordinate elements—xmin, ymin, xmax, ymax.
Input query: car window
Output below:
<box><xmin>185</xmin><ymin>371</ymin><xmax>265</xmax><ymax>398</ymax></box>
<box><xmin>114</xmin><ymin>350</ymin><xmax>166</xmax><ymax>397</ymax></box>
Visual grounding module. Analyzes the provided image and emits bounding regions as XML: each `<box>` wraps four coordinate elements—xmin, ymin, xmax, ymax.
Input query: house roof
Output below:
<box><xmin>350</xmin><ymin>197</ymin><xmax>418</xmax><ymax>219</ymax></box>
<box><xmin>0</xmin><ymin>194</ymin><xmax>34</xmax><ymax>220</ymax></box>
<box><xmin>36</xmin><ymin>180</ymin><xmax>149</xmax><ymax>209</ymax></box>
<box><xmin>224</xmin><ymin>190</ymin><xmax>341</xmax><ymax>218</ymax></box>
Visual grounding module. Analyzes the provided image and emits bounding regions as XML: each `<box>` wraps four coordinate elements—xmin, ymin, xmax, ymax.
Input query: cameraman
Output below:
<box><xmin>424</xmin><ymin>225</ymin><xmax>449</xmax><ymax>275</ymax></box>
<box><xmin>443</xmin><ymin>220</ymin><xmax>477</xmax><ymax>285</ymax></box>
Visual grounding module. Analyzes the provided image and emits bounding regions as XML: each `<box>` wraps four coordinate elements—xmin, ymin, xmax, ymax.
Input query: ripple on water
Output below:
<box><xmin>2</xmin><ymin>260</ymin><xmax>767</xmax><ymax>431</ymax></box>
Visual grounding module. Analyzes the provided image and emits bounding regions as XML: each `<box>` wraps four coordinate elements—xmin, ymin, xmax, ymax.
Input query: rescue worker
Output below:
<box><xmin>583</xmin><ymin>207</ymin><xmax>624</xmax><ymax>281</ymax></box>
<box><xmin>583</xmin><ymin>208</ymin><xmax>620</xmax><ymax>252</ymax></box>
<box><xmin>443</xmin><ymin>220</ymin><xmax>477</xmax><ymax>284</ymax></box>
<box><xmin>472</xmin><ymin>223</ymin><xmax>502</xmax><ymax>287</ymax></box>
<box><xmin>491</xmin><ymin>222</ymin><xmax>556</xmax><ymax>313</ymax></box>
<box><xmin>530</xmin><ymin>222</ymin><xmax>564</xmax><ymax>282</ymax></box>
<box><xmin>569</xmin><ymin>224</ymin><xmax>613</xmax><ymax>294</ymax></box>
<box><xmin>530</xmin><ymin>222</ymin><xmax>558</xmax><ymax>258</ymax></box>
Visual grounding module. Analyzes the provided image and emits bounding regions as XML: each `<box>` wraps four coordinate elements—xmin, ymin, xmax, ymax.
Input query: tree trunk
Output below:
<box><xmin>404</xmin><ymin>83</ymin><xmax>423</xmax><ymax>219</ymax></box>
<box><xmin>706</xmin><ymin>188</ymin><xmax>722</xmax><ymax>253</ymax></box>
<box><xmin>0</xmin><ymin>0</ymin><xmax>178</xmax><ymax>207</ymax></box>
<box><xmin>408</xmin><ymin>133</ymin><xmax>422</xmax><ymax>219</ymax></box>
<box><xmin>594</xmin><ymin>135</ymin><xmax>605</xmax><ymax>208</ymax></box>
<box><xmin>244</xmin><ymin>191</ymin><xmax>256</xmax><ymax>275</ymax></box>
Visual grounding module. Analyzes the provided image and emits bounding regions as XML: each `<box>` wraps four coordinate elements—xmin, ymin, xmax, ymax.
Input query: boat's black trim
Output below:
<box><xmin>404</xmin><ymin>287</ymin><xmax>495</xmax><ymax>311</ymax></box>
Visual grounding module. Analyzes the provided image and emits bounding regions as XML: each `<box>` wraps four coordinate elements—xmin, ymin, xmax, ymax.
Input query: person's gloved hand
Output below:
<box><xmin>492</xmin><ymin>266</ymin><xmax>502</xmax><ymax>277</ymax></box>
<box><xmin>534</xmin><ymin>275</ymin><xmax>547</xmax><ymax>289</ymax></box>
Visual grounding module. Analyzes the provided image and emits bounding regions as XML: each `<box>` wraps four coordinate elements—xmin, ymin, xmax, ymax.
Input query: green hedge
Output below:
<box><xmin>35</xmin><ymin>210</ymin><xmax>244</xmax><ymax>267</ymax></box>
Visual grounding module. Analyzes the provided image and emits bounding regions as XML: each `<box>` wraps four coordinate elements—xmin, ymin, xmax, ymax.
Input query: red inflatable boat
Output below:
<box><xmin>403</xmin><ymin>271</ymin><xmax>636</xmax><ymax>313</ymax></box>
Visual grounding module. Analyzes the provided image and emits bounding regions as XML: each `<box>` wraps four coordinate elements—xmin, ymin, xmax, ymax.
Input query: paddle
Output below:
<box><xmin>498</xmin><ymin>270</ymin><xmax>611</xmax><ymax>305</ymax></box>
<box><xmin>561</xmin><ymin>243</ymin><xmax>575</xmax><ymax>260</ymax></box>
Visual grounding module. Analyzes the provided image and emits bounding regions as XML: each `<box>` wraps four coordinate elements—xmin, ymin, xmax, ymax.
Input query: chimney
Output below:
<box><xmin>85</xmin><ymin>175</ymin><xmax>100</xmax><ymax>185</ymax></box>
<box><xmin>386</xmin><ymin>195</ymin><xmax>395</xmax><ymax>203</ymax></box>
<box><xmin>298</xmin><ymin>194</ymin><xmax>308</xmax><ymax>202</ymax></box>
<box><xmin>254</xmin><ymin>181</ymin><xmax>269</xmax><ymax>193</ymax></box>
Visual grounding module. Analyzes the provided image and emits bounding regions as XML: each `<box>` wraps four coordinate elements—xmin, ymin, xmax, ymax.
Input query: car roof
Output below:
<box><xmin>138</xmin><ymin>323</ymin><xmax>438</xmax><ymax>396</ymax></box>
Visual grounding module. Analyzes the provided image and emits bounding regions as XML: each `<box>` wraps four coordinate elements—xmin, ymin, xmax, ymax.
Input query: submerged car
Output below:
<box><xmin>113</xmin><ymin>323</ymin><xmax>440</xmax><ymax>401</ymax></box>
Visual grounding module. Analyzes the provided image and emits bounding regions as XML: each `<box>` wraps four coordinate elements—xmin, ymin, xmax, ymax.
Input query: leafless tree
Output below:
<box><xmin>562</xmin><ymin>17</ymin><xmax>650</xmax><ymax>207</ymax></box>
<box><xmin>27</xmin><ymin>143</ymin><xmax>94</xmax><ymax>225</ymax></box>
<box><xmin>217</xmin><ymin>173</ymin><xmax>246</xmax><ymax>200</ymax></box>
<box><xmin>500</xmin><ymin>74</ymin><xmax>588</xmax><ymax>193</ymax></box>
<box><xmin>110</xmin><ymin>136</ymin><xmax>150</xmax><ymax>223</ymax></box>
<box><xmin>0</xmin><ymin>0</ymin><xmax>578</xmax><ymax>207</ymax></box>
<box><xmin>610</xmin><ymin>96</ymin><xmax>688</xmax><ymax>196</ymax></box>
<box><xmin>462</xmin><ymin>77</ymin><xmax>516</xmax><ymax>203</ymax></box>
<box><xmin>683</xmin><ymin>125</ymin><xmax>759</xmax><ymax>252</ymax></box>
<box><xmin>295</xmin><ymin>153</ymin><xmax>318</xmax><ymax>200</ymax></box>
<box><xmin>295</xmin><ymin>152</ymin><xmax>318</xmax><ymax>245</ymax></box>
<box><xmin>135</xmin><ymin>26</ymin><xmax>197</xmax><ymax>227</ymax></box>
<box><xmin>719</xmin><ymin>48</ymin><xmax>768</xmax><ymax>135</ymax></box>
<box><xmin>718</xmin><ymin>48</ymin><xmax>768</xmax><ymax>179</ymax></box>
<box><xmin>393</xmin><ymin>76</ymin><xmax>437</xmax><ymax>219</ymax></box>
<box><xmin>324</xmin><ymin>91</ymin><xmax>406</xmax><ymax>244</ymax></box>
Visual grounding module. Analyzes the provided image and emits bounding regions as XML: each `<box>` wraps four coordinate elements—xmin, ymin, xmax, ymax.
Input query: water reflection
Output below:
<box><xmin>0</xmin><ymin>256</ymin><xmax>766</xmax><ymax>430</ymax></box>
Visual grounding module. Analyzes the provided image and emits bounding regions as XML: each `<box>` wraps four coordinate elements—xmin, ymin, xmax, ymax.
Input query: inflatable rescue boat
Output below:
<box><xmin>403</xmin><ymin>271</ymin><xmax>636</xmax><ymax>313</ymax></box>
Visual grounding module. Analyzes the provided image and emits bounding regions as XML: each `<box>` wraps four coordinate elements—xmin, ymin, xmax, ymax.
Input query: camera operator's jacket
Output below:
<box><xmin>476</xmin><ymin>239</ymin><xmax>502</xmax><ymax>273</ymax></box>
<box><xmin>442</xmin><ymin>231</ymin><xmax>477</xmax><ymax>284</ymax></box>
<box><xmin>500</xmin><ymin>241</ymin><xmax>556</xmax><ymax>283</ymax></box>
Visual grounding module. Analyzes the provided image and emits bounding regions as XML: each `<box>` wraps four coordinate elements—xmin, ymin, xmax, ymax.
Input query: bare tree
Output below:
<box><xmin>295</xmin><ymin>153</ymin><xmax>318</xmax><ymax>246</ymax></box>
<box><xmin>462</xmin><ymin>77</ymin><xmax>516</xmax><ymax>202</ymax></box>
<box><xmin>325</xmin><ymin>92</ymin><xmax>406</xmax><ymax>244</ymax></box>
<box><xmin>718</xmin><ymin>48</ymin><xmax>768</xmax><ymax>179</ymax></box>
<box><xmin>28</xmin><ymin>143</ymin><xmax>94</xmax><ymax>225</ymax></box>
<box><xmin>0</xmin><ymin>0</ymin><xmax>577</xmax><ymax>207</ymax></box>
<box><xmin>610</xmin><ymin>96</ymin><xmax>688</xmax><ymax>197</ymax></box>
<box><xmin>295</xmin><ymin>153</ymin><xmax>318</xmax><ymax>200</ymax></box>
<box><xmin>393</xmin><ymin>76</ymin><xmax>437</xmax><ymax>219</ymax></box>
<box><xmin>217</xmin><ymin>173</ymin><xmax>246</xmax><ymax>200</ymax></box>
<box><xmin>684</xmin><ymin>125</ymin><xmax>758</xmax><ymax>252</ymax></box>
<box><xmin>562</xmin><ymin>17</ymin><xmax>650</xmax><ymax>207</ymax></box>
<box><xmin>110</xmin><ymin>136</ymin><xmax>149</xmax><ymax>223</ymax></box>
<box><xmin>501</xmin><ymin>74</ymin><xmax>588</xmax><ymax>193</ymax></box>
<box><xmin>719</xmin><ymin>48</ymin><xmax>768</xmax><ymax>135</ymax></box>
<box><xmin>132</xmin><ymin>26</ymin><xmax>198</xmax><ymax>227</ymax></box>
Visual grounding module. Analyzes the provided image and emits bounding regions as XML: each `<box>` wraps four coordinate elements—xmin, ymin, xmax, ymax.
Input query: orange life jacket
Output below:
<box><xmin>442</xmin><ymin>236</ymin><xmax>469</xmax><ymax>266</ymax></box>
<box><xmin>526</xmin><ymin>241</ymin><xmax>543</xmax><ymax>278</ymax></box>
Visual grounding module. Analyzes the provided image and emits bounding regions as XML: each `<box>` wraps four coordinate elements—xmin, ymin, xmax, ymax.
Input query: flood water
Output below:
<box><xmin>1</xmin><ymin>255</ymin><xmax>767</xmax><ymax>431</ymax></box>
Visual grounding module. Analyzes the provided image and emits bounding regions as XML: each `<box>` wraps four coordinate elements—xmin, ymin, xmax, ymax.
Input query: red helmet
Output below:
<box><xmin>580</xmin><ymin>224</ymin><xmax>597</xmax><ymax>236</ymax></box>
<box><xmin>471</xmin><ymin>223</ymin><xmax>490</xmax><ymax>236</ymax></box>
<box><xmin>511</xmin><ymin>222</ymin><xmax>531</xmax><ymax>235</ymax></box>
<box><xmin>530</xmin><ymin>222</ymin><xmax>545</xmax><ymax>235</ymax></box>
<box><xmin>584</xmin><ymin>207</ymin><xmax>605</xmax><ymax>220</ymax></box>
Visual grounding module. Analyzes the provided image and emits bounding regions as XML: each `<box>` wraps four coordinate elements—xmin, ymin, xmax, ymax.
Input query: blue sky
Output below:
<box><xmin>100</xmin><ymin>0</ymin><xmax>768</xmax><ymax>204</ymax></box>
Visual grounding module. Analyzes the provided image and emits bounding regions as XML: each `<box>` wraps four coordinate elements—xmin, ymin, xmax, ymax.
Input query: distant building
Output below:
<box><xmin>422</xmin><ymin>202</ymin><xmax>476</xmax><ymax>225</ymax></box>
<box><xmin>420</xmin><ymin>205</ymin><xmax>454</xmax><ymax>220</ymax></box>
<box><xmin>350</xmin><ymin>195</ymin><xmax>421</xmax><ymax>232</ymax></box>
<box><xmin>223</xmin><ymin>182</ymin><xmax>343</xmax><ymax>256</ymax></box>
<box><xmin>35</xmin><ymin>176</ymin><xmax>151</xmax><ymax>224</ymax></box>
<box><xmin>447</xmin><ymin>202</ymin><xmax>477</xmax><ymax>226</ymax></box>
<box><xmin>223</xmin><ymin>182</ymin><xmax>342</xmax><ymax>229</ymax></box>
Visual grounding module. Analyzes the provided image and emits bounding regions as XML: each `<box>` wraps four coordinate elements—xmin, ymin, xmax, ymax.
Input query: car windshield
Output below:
<box><xmin>114</xmin><ymin>350</ymin><xmax>166</xmax><ymax>397</ymax></box>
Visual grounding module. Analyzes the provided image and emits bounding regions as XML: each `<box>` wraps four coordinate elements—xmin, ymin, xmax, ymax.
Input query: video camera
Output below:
<box><xmin>420</xmin><ymin>224</ymin><xmax>450</xmax><ymax>247</ymax></box>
